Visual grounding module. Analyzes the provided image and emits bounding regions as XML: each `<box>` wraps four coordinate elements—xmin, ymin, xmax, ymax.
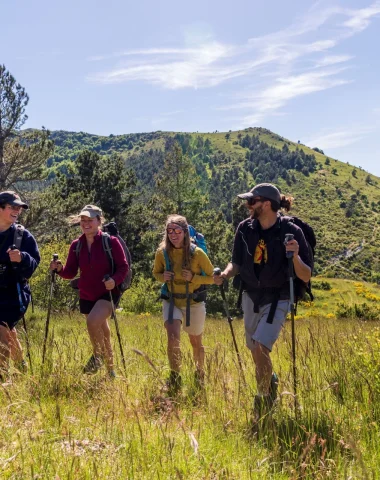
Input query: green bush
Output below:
<box><xmin>119</xmin><ymin>276</ymin><xmax>161</xmax><ymax>314</ymax></box>
<box><xmin>313</xmin><ymin>280</ymin><xmax>332</xmax><ymax>290</ymax></box>
<box><xmin>336</xmin><ymin>301</ymin><xmax>380</xmax><ymax>320</ymax></box>
<box><xmin>30</xmin><ymin>241</ymin><xmax>75</xmax><ymax>310</ymax></box>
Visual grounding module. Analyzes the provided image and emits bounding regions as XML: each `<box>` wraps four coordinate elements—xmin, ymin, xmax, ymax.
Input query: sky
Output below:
<box><xmin>1</xmin><ymin>0</ymin><xmax>380</xmax><ymax>174</ymax></box>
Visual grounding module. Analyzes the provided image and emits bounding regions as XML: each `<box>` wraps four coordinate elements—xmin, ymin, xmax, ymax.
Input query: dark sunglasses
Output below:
<box><xmin>167</xmin><ymin>227</ymin><xmax>184</xmax><ymax>235</ymax></box>
<box><xmin>247</xmin><ymin>197</ymin><xmax>265</xmax><ymax>206</ymax></box>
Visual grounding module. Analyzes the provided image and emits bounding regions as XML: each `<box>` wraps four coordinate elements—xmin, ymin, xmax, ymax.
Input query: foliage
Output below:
<box><xmin>15</xmin><ymin>124</ymin><xmax>380</xmax><ymax>286</ymax></box>
<box><xmin>30</xmin><ymin>240</ymin><xmax>75</xmax><ymax>311</ymax></box>
<box><xmin>153</xmin><ymin>140</ymin><xmax>205</xmax><ymax>223</ymax></box>
<box><xmin>1</xmin><ymin>128</ymin><xmax>54</xmax><ymax>190</ymax></box>
<box><xmin>336</xmin><ymin>301</ymin><xmax>380</xmax><ymax>320</ymax></box>
<box><xmin>0</xmin><ymin>65</ymin><xmax>53</xmax><ymax>192</ymax></box>
<box><xmin>313</xmin><ymin>280</ymin><xmax>332</xmax><ymax>290</ymax></box>
<box><xmin>0</xmin><ymin>64</ymin><xmax>29</xmax><ymax>165</ymax></box>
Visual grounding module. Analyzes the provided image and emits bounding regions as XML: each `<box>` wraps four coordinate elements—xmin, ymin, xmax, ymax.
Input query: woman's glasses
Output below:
<box><xmin>167</xmin><ymin>227</ymin><xmax>183</xmax><ymax>235</ymax></box>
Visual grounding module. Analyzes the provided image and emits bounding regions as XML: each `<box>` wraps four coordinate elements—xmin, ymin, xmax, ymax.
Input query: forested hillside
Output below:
<box><xmin>35</xmin><ymin>127</ymin><xmax>380</xmax><ymax>284</ymax></box>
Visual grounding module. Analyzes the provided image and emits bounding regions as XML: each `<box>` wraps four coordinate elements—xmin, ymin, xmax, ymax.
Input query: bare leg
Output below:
<box><xmin>101</xmin><ymin>319</ymin><xmax>114</xmax><ymax>370</ymax></box>
<box><xmin>9</xmin><ymin>328</ymin><xmax>24</xmax><ymax>363</ymax></box>
<box><xmin>85</xmin><ymin>300</ymin><xmax>113</xmax><ymax>365</ymax></box>
<box><xmin>251</xmin><ymin>341</ymin><xmax>272</xmax><ymax>395</ymax></box>
<box><xmin>188</xmin><ymin>333</ymin><xmax>205</xmax><ymax>375</ymax></box>
<box><xmin>164</xmin><ymin>319</ymin><xmax>181</xmax><ymax>372</ymax></box>
<box><xmin>0</xmin><ymin>325</ymin><xmax>11</xmax><ymax>374</ymax></box>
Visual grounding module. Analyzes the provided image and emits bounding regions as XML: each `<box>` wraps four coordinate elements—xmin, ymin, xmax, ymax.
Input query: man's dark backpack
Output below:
<box><xmin>233</xmin><ymin>215</ymin><xmax>316</xmax><ymax>309</ymax></box>
<box><xmin>280</xmin><ymin>215</ymin><xmax>316</xmax><ymax>303</ymax></box>
<box><xmin>71</xmin><ymin>222</ymin><xmax>132</xmax><ymax>293</ymax></box>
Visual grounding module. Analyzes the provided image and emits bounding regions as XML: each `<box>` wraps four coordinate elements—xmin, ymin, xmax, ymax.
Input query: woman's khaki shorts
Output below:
<box><xmin>162</xmin><ymin>300</ymin><xmax>206</xmax><ymax>336</ymax></box>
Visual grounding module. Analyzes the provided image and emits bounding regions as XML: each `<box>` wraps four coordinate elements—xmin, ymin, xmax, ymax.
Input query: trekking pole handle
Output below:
<box><xmin>214</xmin><ymin>267</ymin><xmax>228</xmax><ymax>290</ymax></box>
<box><xmin>284</xmin><ymin>233</ymin><xmax>295</xmax><ymax>259</ymax></box>
<box><xmin>10</xmin><ymin>244</ymin><xmax>18</xmax><ymax>270</ymax></box>
<box><xmin>104</xmin><ymin>274</ymin><xmax>111</xmax><ymax>281</ymax></box>
<box><xmin>52</xmin><ymin>254</ymin><xmax>59</xmax><ymax>278</ymax></box>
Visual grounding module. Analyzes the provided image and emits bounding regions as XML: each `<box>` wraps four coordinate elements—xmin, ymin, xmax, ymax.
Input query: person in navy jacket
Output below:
<box><xmin>50</xmin><ymin>205</ymin><xmax>128</xmax><ymax>378</ymax></box>
<box><xmin>0</xmin><ymin>191</ymin><xmax>40</xmax><ymax>378</ymax></box>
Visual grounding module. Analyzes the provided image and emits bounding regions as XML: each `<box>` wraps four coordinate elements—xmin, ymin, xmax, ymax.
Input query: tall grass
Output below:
<box><xmin>0</xmin><ymin>309</ymin><xmax>379</xmax><ymax>479</ymax></box>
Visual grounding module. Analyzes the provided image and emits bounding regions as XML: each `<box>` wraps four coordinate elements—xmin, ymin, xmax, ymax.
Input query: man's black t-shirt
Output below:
<box><xmin>232</xmin><ymin>215</ymin><xmax>312</xmax><ymax>306</ymax></box>
<box><xmin>253</xmin><ymin>222</ymin><xmax>278</xmax><ymax>279</ymax></box>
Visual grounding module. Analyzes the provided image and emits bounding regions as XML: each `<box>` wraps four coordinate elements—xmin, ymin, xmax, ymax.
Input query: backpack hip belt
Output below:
<box><xmin>245</xmin><ymin>287</ymin><xmax>282</xmax><ymax>324</ymax></box>
<box><xmin>168</xmin><ymin>292</ymin><xmax>202</xmax><ymax>300</ymax></box>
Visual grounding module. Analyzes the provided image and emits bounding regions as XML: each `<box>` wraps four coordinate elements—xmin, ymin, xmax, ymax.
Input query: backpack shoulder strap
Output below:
<box><xmin>279</xmin><ymin>215</ymin><xmax>294</xmax><ymax>244</ymax></box>
<box><xmin>101</xmin><ymin>232</ymin><xmax>114</xmax><ymax>274</ymax></box>
<box><xmin>74</xmin><ymin>239</ymin><xmax>82</xmax><ymax>263</ymax></box>
<box><xmin>190</xmin><ymin>244</ymin><xmax>197</xmax><ymax>256</ymax></box>
<box><xmin>13</xmin><ymin>224</ymin><xmax>25</xmax><ymax>250</ymax></box>
<box><xmin>163</xmin><ymin>249</ymin><xmax>171</xmax><ymax>271</ymax></box>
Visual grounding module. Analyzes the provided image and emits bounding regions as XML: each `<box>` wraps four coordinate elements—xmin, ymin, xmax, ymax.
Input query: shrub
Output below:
<box><xmin>336</xmin><ymin>302</ymin><xmax>380</xmax><ymax>320</ymax></box>
<box><xmin>119</xmin><ymin>277</ymin><xmax>161</xmax><ymax>314</ymax></box>
<box><xmin>313</xmin><ymin>280</ymin><xmax>332</xmax><ymax>290</ymax></box>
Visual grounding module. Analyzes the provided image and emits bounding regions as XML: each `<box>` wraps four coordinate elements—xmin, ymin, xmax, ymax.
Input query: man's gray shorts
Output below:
<box><xmin>241</xmin><ymin>292</ymin><xmax>289</xmax><ymax>352</ymax></box>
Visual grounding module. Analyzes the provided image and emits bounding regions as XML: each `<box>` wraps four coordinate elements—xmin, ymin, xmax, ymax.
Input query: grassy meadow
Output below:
<box><xmin>1</xmin><ymin>278</ymin><xmax>380</xmax><ymax>479</ymax></box>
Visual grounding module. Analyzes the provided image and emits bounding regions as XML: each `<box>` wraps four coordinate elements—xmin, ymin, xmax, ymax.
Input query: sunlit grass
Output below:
<box><xmin>0</xmin><ymin>306</ymin><xmax>379</xmax><ymax>478</ymax></box>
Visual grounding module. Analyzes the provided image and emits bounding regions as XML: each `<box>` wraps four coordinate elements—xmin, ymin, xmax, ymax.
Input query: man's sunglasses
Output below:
<box><xmin>247</xmin><ymin>197</ymin><xmax>265</xmax><ymax>206</ymax></box>
<box><xmin>167</xmin><ymin>227</ymin><xmax>184</xmax><ymax>235</ymax></box>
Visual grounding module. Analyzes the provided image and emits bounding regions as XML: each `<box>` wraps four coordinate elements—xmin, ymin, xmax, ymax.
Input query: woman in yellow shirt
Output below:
<box><xmin>153</xmin><ymin>214</ymin><xmax>215</xmax><ymax>394</ymax></box>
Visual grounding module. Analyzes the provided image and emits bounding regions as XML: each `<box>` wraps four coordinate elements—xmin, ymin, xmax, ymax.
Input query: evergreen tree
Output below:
<box><xmin>0</xmin><ymin>65</ymin><xmax>51</xmax><ymax>190</ymax></box>
<box><xmin>154</xmin><ymin>141</ymin><xmax>206</xmax><ymax>223</ymax></box>
<box><xmin>0</xmin><ymin>65</ymin><xmax>29</xmax><ymax>171</ymax></box>
<box><xmin>1</xmin><ymin>128</ymin><xmax>53</xmax><ymax>190</ymax></box>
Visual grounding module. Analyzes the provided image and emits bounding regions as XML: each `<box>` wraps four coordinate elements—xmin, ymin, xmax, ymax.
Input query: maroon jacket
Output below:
<box><xmin>58</xmin><ymin>231</ymin><xmax>129</xmax><ymax>301</ymax></box>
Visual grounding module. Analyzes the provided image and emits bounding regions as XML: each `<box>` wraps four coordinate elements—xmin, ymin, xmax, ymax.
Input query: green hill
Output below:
<box><xmin>44</xmin><ymin>127</ymin><xmax>380</xmax><ymax>282</ymax></box>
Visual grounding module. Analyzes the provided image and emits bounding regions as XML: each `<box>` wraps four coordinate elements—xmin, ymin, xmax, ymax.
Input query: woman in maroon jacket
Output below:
<box><xmin>50</xmin><ymin>205</ymin><xmax>128</xmax><ymax>378</ymax></box>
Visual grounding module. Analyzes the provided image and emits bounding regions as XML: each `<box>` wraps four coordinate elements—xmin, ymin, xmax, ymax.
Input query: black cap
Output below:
<box><xmin>0</xmin><ymin>191</ymin><xmax>29</xmax><ymax>209</ymax></box>
<box><xmin>237</xmin><ymin>183</ymin><xmax>281</xmax><ymax>205</ymax></box>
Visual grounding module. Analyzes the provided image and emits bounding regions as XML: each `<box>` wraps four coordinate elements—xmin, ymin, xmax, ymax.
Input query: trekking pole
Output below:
<box><xmin>104</xmin><ymin>275</ymin><xmax>127</xmax><ymax>375</ymax></box>
<box><xmin>42</xmin><ymin>254</ymin><xmax>58</xmax><ymax>366</ymax></box>
<box><xmin>214</xmin><ymin>268</ymin><xmax>246</xmax><ymax>384</ymax></box>
<box><xmin>10</xmin><ymin>245</ymin><xmax>33</xmax><ymax>373</ymax></box>
<box><xmin>21</xmin><ymin>314</ymin><xmax>33</xmax><ymax>374</ymax></box>
<box><xmin>284</xmin><ymin>233</ymin><xmax>298</xmax><ymax>415</ymax></box>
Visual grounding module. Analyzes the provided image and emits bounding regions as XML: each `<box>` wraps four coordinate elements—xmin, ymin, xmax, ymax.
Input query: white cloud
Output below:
<box><xmin>314</xmin><ymin>54</ymin><xmax>354</xmax><ymax>67</ymax></box>
<box><xmin>87</xmin><ymin>48</ymin><xmax>201</xmax><ymax>62</ymax></box>
<box><xmin>304</xmin><ymin>126</ymin><xmax>374</xmax><ymax>150</ymax></box>
<box><xmin>86</xmin><ymin>2</ymin><xmax>380</xmax><ymax>123</ymax></box>
<box><xmin>343</xmin><ymin>1</ymin><xmax>380</xmax><ymax>32</ymax></box>
<box><xmin>221</xmin><ymin>67</ymin><xmax>351</xmax><ymax>126</ymax></box>
<box><xmin>87</xmin><ymin>41</ymin><xmax>242</xmax><ymax>89</ymax></box>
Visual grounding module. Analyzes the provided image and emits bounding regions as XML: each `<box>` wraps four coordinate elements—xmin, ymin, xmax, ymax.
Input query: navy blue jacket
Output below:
<box><xmin>0</xmin><ymin>224</ymin><xmax>40</xmax><ymax>314</ymax></box>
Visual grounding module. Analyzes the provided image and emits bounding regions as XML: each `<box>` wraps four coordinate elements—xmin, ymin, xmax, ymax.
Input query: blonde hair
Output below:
<box><xmin>159</xmin><ymin>214</ymin><xmax>192</xmax><ymax>268</ymax></box>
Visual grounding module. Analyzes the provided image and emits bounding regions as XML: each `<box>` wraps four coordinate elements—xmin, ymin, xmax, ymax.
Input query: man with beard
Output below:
<box><xmin>214</xmin><ymin>183</ymin><xmax>311</xmax><ymax>419</ymax></box>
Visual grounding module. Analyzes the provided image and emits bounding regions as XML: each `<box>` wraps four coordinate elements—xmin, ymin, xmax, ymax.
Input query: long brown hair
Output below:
<box><xmin>159</xmin><ymin>214</ymin><xmax>192</xmax><ymax>268</ymax></box>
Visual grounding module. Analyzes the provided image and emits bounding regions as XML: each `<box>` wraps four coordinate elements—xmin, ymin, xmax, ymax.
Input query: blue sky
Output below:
<box><xmin>1</xmin><ymin>0</ymin><xmax>380</xmax><ymax>174</ymax></box>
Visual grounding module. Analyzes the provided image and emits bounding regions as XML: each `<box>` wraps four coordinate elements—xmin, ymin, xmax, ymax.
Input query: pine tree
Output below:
<box><xmin>0</xmin><ymin>65</ymin><xmax>29</xmax><ymax>182</ymax></box>
<box><xmin>0</xmin><ymin>65</ymin><xmax>53</xmax><ymax>190</ymax></box>
<box><xmin>154</xmin><ymin>141</ymin><xmax>206</xmax><ymax>223</ymax></box>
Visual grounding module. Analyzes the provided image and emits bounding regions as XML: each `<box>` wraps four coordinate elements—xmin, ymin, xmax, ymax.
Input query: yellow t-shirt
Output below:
<box><xmin>153</xmin><ymin>246</ymin><xmax>214</xmax><ymax>308</ymax></box>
